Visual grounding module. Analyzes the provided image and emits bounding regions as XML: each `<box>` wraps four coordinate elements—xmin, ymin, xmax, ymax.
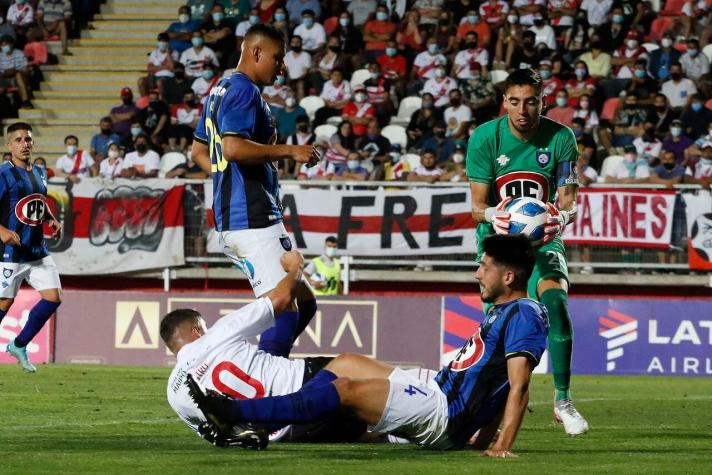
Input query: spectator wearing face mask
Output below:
<box><xmin>632</xmin><ymin>127</ymin><xmax>663</xmax><ymax>166</ymax></box>
<box><xmin>565</xmin><ymin>61</ymin><xmax>596</xmax><ymax>106</ymax></box>
<box><xmin>605</xmin><ymin>144</ymin><xmax>650</xmax><ymax>183</ymax></box>
<box><xmin>303</xmin><ymin>236</ymin><xmax>341</xmax><ymax>295</ymax></box>
<box><xmin>680</xmin><ymin>38</ymin><xmax>711</xmax><ymax>97</ymax></box>
<box><xmin>191</xmin><ymin>64</ymin><xmax>219</xmax><ymax>104</ymax></box>
<box><xmin>376</xmin><ymin>40</ymin><xmax>407</xmax><ymax>93</ymax></box>
<box><xmin>220</xmin><ymin>0</ymin><xmax>251</xmax><ymax>23</ymax></box>
<box><xmin>538</xmin><ymin>60</ymin><xmax>563</xmax><ymax>107</ymax></box>
<box><xmin>90</xmin><ymin>117</ymin><xmax>122</xmax><ymax>162</ymax></box>
<box><xmin>527</xmin><ymin>14</ymin><xmax>555</xmax><ymax>50</ymax></box>
<box><xmin>546</xmin><ymin>89</ymin><xmax>575</xmax><ymax>127</ymax></box>
<box><xmin>362</xmin><ymin>5</ymin><xmax>396</xmax><ymax>61</ymax></box>
<box><xmin>680</xmin><ymin>93</ymin><xmax>712</xmax><ymax>140</ymax></box>
<box><xmin>661</xmin><ymin>62</ymin><xmax>697</xmax><ymax>111</ymax></box>
<box><xmin>292</xmin><ymin>9</ymin><xmax>325</xmax><ymax>54</ymax></box>
<box><xmin>685</xmin><ymin>141</ymin><xmax>712</xmax><ymax>188</ymax></box>
<box><xmin>99</xmin><ymin>142</ymin><xmax>124</xmax><ymax>179</ymax></box>
<box><xmin>650</xmin><ymin>148</ymin><xmax>685</xmax><ymax>187</ymax></box>
<box><xmin>121</xmin><ymin>134</ymin><xmax>160</xmax><ymax>178</ymax></box>
<box><xmin>284</xmin><ymin>35</ymin><xmax>311</xmax><ymax>99</ymax></box>
<box><xmin>662</xmin><ymin>119</ymin><xmax>694</xmax><ymax>165</ymax></box>
<box><xmin>313</xmin><ymin>35</ymin><xmax>348</xmax><ymax>89</ymax></box>
<box><xmin>256</xmin><ymin>0</ymin><xmax>281</xmax><ymax>23</ymax></box>
<box><xmin>274</xmin><ymin>96</ymin><xmax>307</xmax><ymax>140</ymax></box>
<box><xmin>408</xmin><ymin>150</ymin><xmax>444</xmax><ymax>183</ymax></box>
<box><xmin>444</xmin><ymin>89</ymin><xmax>472</xmax><ymax>140</ymax></box>
<box><xmin>511</xmin><ymin>0</ymin><xmax>546</xmax><ymax>26</ymax></box>
<box><xmin>141</xmin><ymin>32</ymin><xmax>178</xmax><ymax>99</ymax></box>
<box><xmin>406</xmin><ymin>92</ymin><xmax>443</xmax><ymax>150</ymax></box>
<box><xmin>419</xmin><ymin>120</ymin><xmax>455</xmax><ymax>163</ymax></box>
<box><xmin>547</xmin><ymin>0</ymin><xmax>577</xmax><ymax>29</ymax></box>
<box><xmin>110</xmin><ymin>87</ymin><xmax>140</xmax><ymax>139</ymax></box>
<box><xmin>623</xmin><ymin>59</ymin><xmax>658</xmax><ymax>105</ymax></box>
<box><xmin>421</xmin><ymin>66</ymin><xmax>457</xmax><ymax>108</ymax></box>
<box><xmin>167</xmin><ymin>6</ymin><xmax>200</xmax><ymax>54</ymax></box>
<box><xmin>440</xmin><ymin>143</ymin><xmax>467</xmax><ymax>182</ymax></box>
<box><xmin>168</xmin><ymin>90</ymin><xmax>202</xmax><ymax>151</ymax></box>
<box><xmin>235</xmin><ymin>9</ymin><xmax>260</xmax><ymax>42</ymax></box>
<box><xmin>32</xmin><ymin>156</ymin><xmax>54</xmax><ymax>179</ymax></box>
<box><xmin>572</xmin><ymin>94</ymin><xmax>598</xmax><ymax>133</ymax></box>
<box><xmin>461</xmin><ymin>63</ymin><xmax>496</xmax><ymax>124</ymax></box>
<box><xmin>410</xmin><ymin>37</ymin><xmax>447</xmax><ymax>93</ymax></box>
<box><xmin>341</xmin><ymin>86</ymin><xmax>375</xmax><ymax>137</ymax></box>
<box><xmin>262</xmin><ymin>73</ymin><xmax>293</xmax><ymax>110</ymax></box>
<box><xmin>137</xmin><ymin>89</ymin><xmax>170</xmax><ymax>147</ymax></box>
<box><xmin>571</xmin><ymin>117</ymin><xmax>597</xmax><ymax>164</ymax></box>
<box><xmin>313</xmin><ymin>68</ymin><xmax>352</xmax><ymax>126</ymax></box>
<box><xmin>200</xmin><ymin>3</ymin><xmax>235</xmax><ymax>68</ymax></box>
<box><xmin>453</xmin><ymin>31</ymin><xmax>489</xmax><ymax>82</ymax></box>
<box><xmin>508</xmin><ymin>30</ymin><xmax>541</xmax><ymax>70</ymax></box>
<box><xmin>6</xmin><ymin>0</ymin><xmax>35</xmax><ymax>46</ymax></box>
<box><xmin>55</xmin><ymin>135</ymin><xmax>96</xmax><ymax>183</ymax></box>
<box><xmin>180</xmin><ymin>31</ymin><xmax>219</xmax><ymax>81</ymax></box>
<box><xmin>333</xmin><ymin>151</ymin><xmax>371</xmax><ymax>181</ymax></box>
<box><xmin>647</xmin><ymin>33</ymin><xmax>681</xmax><ymax>80</ymax></box>
<box><xmin>362</xmin><ymin>63</ymin><xmax>395</xmax><ymax>127</ymax></box>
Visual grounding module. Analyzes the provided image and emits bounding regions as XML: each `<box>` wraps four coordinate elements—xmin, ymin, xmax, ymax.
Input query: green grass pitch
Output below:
<box><xmin>1</xmin><ymin>365</ymin><xmax>710</xmax><ymax>474</ymax></box>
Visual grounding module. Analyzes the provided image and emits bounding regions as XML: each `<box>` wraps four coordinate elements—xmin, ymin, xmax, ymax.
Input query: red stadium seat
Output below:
<box><xmin>324</xmin><ymin>16</ymin><xmax>338</xmax><ymax>36</ymax></box>
<box><xmin>705</xmin><ymin>98</ymin><xmax>712</xmax><ymax>109</ymax></box>
<box><xmin>600</xmin><ymin>97</ymin><xmax>620</xmax><ymax>121</ymax></box>
<box><xmin>650</xmin><ymin>17</ymin><xmax>674</xmax><ymax>41</ymax></box>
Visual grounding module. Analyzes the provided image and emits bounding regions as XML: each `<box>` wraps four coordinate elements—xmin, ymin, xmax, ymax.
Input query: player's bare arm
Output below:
<box><xmin>191</xmin><ymin>141</ymin><xmax>211</xmax><ymax>175</ymax></box>
<box><xmin>482</xmin><ymin>356</ymin><xmax>532</xmax><ymax>458</ymax></box>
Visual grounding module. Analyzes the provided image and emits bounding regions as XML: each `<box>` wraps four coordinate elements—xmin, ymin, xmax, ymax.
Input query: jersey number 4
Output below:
<box><xmin>404</xmin><ymin>385</ymin><xmax>427</xmax><ymax>397</ymax></box>
<box><xmin>211</xmin><ymin>361</ymin><xmax>265</xmax><ymax>400</ymax></box>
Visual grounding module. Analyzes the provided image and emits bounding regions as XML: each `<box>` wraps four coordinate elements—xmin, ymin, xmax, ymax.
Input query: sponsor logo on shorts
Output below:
<box><xmin>1</xmin><ymin>281</ymin><xmax>8</xmax><ymax>289</ymax></box>
<box><xmin>235</xmin><ymin>258</ymin><xmax>256</xmax><ymax>280</ymax></box>
<box><xmin>3</xmin><ymin>268</ymin><xmax>12</xmax><ymax>279</ymax></box>
<box><xmin>279</xmin><ymin>235</ymin><xmax>292</xmax><ymax>251</ymax></box>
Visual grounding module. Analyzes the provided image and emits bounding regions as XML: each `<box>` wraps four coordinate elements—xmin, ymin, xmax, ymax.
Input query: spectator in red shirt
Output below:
<box><xmin>546</xmin><ymin>89</ymin><xmax>575</xmax><ymax>127</ymax></box>
<box><xmin>456</xmin><ymin>9</ymin><xmax>491</xmax><ymax>47</ymax></box>
<box><xmin>362</xmin><ymin>4</ymin><xmax>397</xmax><ymax>61</ymax></box>
<box><xmin>168</xmin><ymin>90</ymin><xmax>203</xmax><ymax>151</ymax></box>
<box><xmin>376</xmin><ymin>40</ymin><xmax>407</xmax><ymax>97</ymax></box>
<box><xmin>396</xmin><ymin>9</ymin><xmax>425</xmax><ymax>64</ymax></box>
<box><xmin>479</xmin><ymin>0</ymin><xmax>509</xmax><ymax>29</ymax></box>
<box><xmin>342</xmin><ymin>85</ymin><xmax>376</xmax><ymax>137</ymax></box>
<box><xmin>363</xmin><ymin>62</ymin><xmax>395</xmax><ymax>127</ymax></box>
<box><xmin>538</xmin><ymin>59</ymin><xmax>564</xmax><ymax>106</ymax></box>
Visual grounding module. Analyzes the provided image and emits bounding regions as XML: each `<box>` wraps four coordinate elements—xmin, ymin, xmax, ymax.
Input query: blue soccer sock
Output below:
<box><xmin>259</xmin><ymin>310</ymin><xmax>299</xmax><ymax>358</ymax></box>
<box><xmin>301</xmin><ymin>369</ymin><xmax>337</xmax><ymax>390</ymax></box>
<box><xmin>227</xmin><ymin>381</ymin><xmax>341</xmax><ymax>424</ymax></box>
<box><xmin>15</xmin><ymin>299</ymin><xmax>60</xmax><ymax>348</ymax></box>
<box><xmin>294</xmin><ymin>298</ymin><xmax>317</xmax><ymax>342</ymax></box>
<box><xmin>0</xmin><ymin>308</ymin><xmax>7</xmax><ymax>325</ymax></box>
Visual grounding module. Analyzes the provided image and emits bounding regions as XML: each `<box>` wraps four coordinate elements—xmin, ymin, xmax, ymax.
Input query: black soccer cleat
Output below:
<box><xmin>186</xmin><ymin>373</ymin><xmax>235</xmax><ymax>435</ymax></box>
<box><xmin>197</xmin><ymin>422</ymin><xmax>270</xmax><ymax>451</ymax></box>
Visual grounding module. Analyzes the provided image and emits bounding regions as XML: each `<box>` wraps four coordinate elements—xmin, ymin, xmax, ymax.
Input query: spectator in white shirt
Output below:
<box><xmin>292</xmin><ymin>9</ymin><xmax>325</xmax><ymax>54</ymax></box>
<box><xmin>235</xmin><ymin>9</ymin><xmax>259</xmax><ymax>43</ymax></box>
<box><xmin>99</xmin><ymin>142</ymin><xmax>124</xmax><ymax>179</ymax></box>
<box><xmin>421</xmin><ymin>66</ymin><xmax>458</xmax><ymax>108</ymax></box>
<box><xmin>444</xmin><ymin>89</ymin><xmax>472</xmax><ymax>139</ymax></box>
<box><xmin>580</xmin><ymin>0</ymin><xmax>614</xmax><ymax>27</ymax></box>
<box><xmin>313</xmin><ymin>68</ymin><xmax>352</xmax><ymax>126</ymax></box>
<box><xmin>605</xmin><ymin>145</ymin><xmax>651</xmax><ymax>183</ymax></box>
<box><xmin>121</xmin><ymin>134</ymin><xmax>160</xmax><ymax>178</ymax></box>
<box><xmin>284</xmin><ymin>35</ymin><xmax>312</xmax><ymax>98</ymax></box>
<box><xmin>262</xmin><ymin>73</ymin><xmax>293</xmax><ymax>110</ymax></box>
<box><xmin>407</xmin><ymin>150</ymin><xmax>444</xmax><ymax>183</ymax></box>
<box><xmin>55</xmin><ymin>135</ymin><xmax>96</xmax><ymax>183</ymax></box>
<box><xmin>512</xmin><ymin>0</ymin><xmax>546</xmax><ymax>26</ymax></box>
<box><xmin>169</xmin><ymin>90</ymin><xmax>202</xmax><ymax>151</ymax></box>
<box><xmin>529</xmin><ymin>14</ymin><xmax>556</xmax><ymax>51</ymax></box>
<box><xmin>661</xmin><ymin>62</ymin><xmax>698</xmax><ymax>110</ymax></box>
<box><xmin>680</xmin><ymin>37</ymin><xmax>711</xmax><ymax>96</ymax></box>
<box><xmin>179</xmin><ymin>31</ymin><xmax>219</xmax><ymax>80</ymax></box>
<box><xmin>452</xmin><ymin>31</ymin><xmax>490</xmax><ymax>80</ymax></box>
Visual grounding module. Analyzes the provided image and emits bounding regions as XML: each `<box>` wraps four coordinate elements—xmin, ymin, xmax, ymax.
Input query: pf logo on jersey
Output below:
<box><xmin>15</xmin><ymin>193</ymin><xmax>47</xmax><ymax>226</ymax></box>
<box><xmin>494</xmin><ymin>171</ymin><xmax>550</xmax><ymax>202</ymax></box>
<box><xmin>450</xmin><ymin>328</ymin><xmax>486</xmax><ymax>372</ymax></box>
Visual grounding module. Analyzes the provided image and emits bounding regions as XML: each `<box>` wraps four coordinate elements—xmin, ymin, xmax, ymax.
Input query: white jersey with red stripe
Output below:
<box><xmin>166</xmin><ymin>297</ymin><xmax>305</xmax><ymax>433</ymax></box>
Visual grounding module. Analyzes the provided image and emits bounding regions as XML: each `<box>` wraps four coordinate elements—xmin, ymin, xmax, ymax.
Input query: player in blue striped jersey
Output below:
<box><xmin>191</xmin><ymin>24</ymin><xmax>320</xmax><ymax>359</ymax></box>
<box><xmin>1</xmin><ymin>122</ymin><xmax>63</xmax><ymax>373</ymax></box>
<box><xmin>188</xmin><ymin>235</ymin><xmax>548</xmax><ymax>456</ymax></box>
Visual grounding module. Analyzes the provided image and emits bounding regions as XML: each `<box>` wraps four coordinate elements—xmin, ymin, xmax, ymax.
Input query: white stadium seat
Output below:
<box><xmin>489</xmin><ymin>70</ymin><xmax>508</xmax><ymax>84</ymax></box>
<box><xmin>390</xmin><ymin>96</ymin><xmax>422</xmax><ymax>126</ymax></box>
<box><xmin>643</xmin><ymin>42</ymin><xmax>660</xmax><ymax>53</ymax></box>
<box><xmin>402</xmin><ymin>153</ymin><xmax>422</xmax><ymax>170</ymax></box>
<box><xmin>159</xmin><ymin>152</ymin><xmax>187</xmax><ymax>177</ymax></box>
<box><xmin>299</xmin><ymin>96</ymin><xmax>325</xmax><ymax>121</ymax></box>
<box><xmin>314</xmin><ymin>124</ymin><xmax>337</xmax><ymax>141</ymax></box>
<box><xmin>381</xmin><ymin>124</ymin><xmax>407</xmax><ymax>149</ymax></box>
<box><xmin>350</xmin><ymin>68</ymin><xmax>371</xmax><ymax>88</ymax></box>
<box><xmin>703</xmin><ymin>44</ymin><xmax>712</xmax><ymax>63</ymax></box>
<box><xmin>599</xmin><ymin>155</ymin><xmax>624</xmax><ymax>182</ymax></box>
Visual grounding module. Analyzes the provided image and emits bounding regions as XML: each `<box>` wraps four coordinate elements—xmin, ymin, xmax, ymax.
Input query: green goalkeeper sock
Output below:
<box><xmin>539</xmin><ymin>288</ymin><xmax>573</xmax><ymax>401</ymax></box>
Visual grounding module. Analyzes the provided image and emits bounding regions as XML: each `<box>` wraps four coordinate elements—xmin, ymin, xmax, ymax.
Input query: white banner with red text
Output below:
<box><xmin>206</xmin><ymin>185</ymin><xmax>678</xmax><ymax>255</ymax></box>
<box><xmin>46</xmin><ymin>178</ymin><xmax>185</xmax><ymax>274</ymax></box>
<box><xmin>561</xmin><ymin>188</ymin><xmax>676</xmax><ymax>248</ymax></box>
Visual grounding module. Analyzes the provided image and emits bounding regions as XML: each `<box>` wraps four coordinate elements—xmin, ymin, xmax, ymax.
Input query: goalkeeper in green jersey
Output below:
<box><xmin>466</xmin><ymin>68</ymin><xmax>588</xmax><ymax>436</ymax></box>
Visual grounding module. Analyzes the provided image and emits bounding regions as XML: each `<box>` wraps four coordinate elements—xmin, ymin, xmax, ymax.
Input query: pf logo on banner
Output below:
<box><xmin>599</xmin><ymin>310</ymin><xmax>638</xmax><ymax>371</ymax></box>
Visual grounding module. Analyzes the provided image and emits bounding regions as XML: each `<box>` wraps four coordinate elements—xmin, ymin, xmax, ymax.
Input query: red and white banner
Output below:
<box><xmin>47</xmin><ymin>178</ymin><xmax>185</xmax><ymax>274</ymax></box>
<box><xmin>683</xmin><ymin>190</ymin><xmax>712</xmax><ymax>270</ymax></box>
<box><xmin>562</xmin><ymin>188</ymin><xmax>677</xmax><ymax>248</ymax></box>
<box><xmin>0</xmin><ymin>290</ymin><xmax>51</xmax><ymax>366</ymax></box>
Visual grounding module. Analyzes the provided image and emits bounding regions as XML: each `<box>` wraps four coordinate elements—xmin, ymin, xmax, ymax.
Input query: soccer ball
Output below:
<box><xmin>493</xmin><ymin>197</ymin><xmax>549</xmax><ymax>246</ymax></box>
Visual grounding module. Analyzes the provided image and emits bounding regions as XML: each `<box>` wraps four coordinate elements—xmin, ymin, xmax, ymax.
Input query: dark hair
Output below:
<box><xmin>245</xmin><ymin>23</ymin><xmax>287</xmax><ymax>46</ymax></box>
<box><xmin>64</xmin><ymin>135</ymin><xmax>78</xmax><ymax>144</ymax></box>
<box><xmin>135</xmin><ymin>133</ymin><xmax>150</xmax><ymax>142</ymax></box>
<box><xmin>0</xmin><ymin>34</ymin><xmax>14</xmax><ymax>45</ymax></box>
<box><xmin>160</xmin><ymin>309</ymin><xmax>201</xmax><ymax>345</ymax></box>
<box><xmin>100</xmin><ymin>116</ymin><xmax>113</xmax><ymax>123</ymax></box>
<box><xmin>6</xmin><ymin>122</ymin><xmax>32</xmax><ymax>135</ymax></box>
<box><xmin>504</xmin><ymin>68</ymin><xmax>543</xmax><ymax>96</ymax></box>
<box><xmin>326</xmin><ymin>236</ymin><xmax>337</xmax><ymax>244</ymax></box>
<box><xmin>482</xmin><ymin>234</ymin><xmax>536</xmax><ymax>288</ymax></box>
<box><xmin>295</xmin><ymin>114</ymin><xmax>309</xmax><ymax>123</ymax></box>
<box><xmin>158</xmin><ymin>32</ymin><xmax>169</xmax><ymax>41</ymax></box>
<box><xmin>572</xmin><ymin>117</ymin><xmax>585</xmax><ymax>127</ymax></box>
<box><xmin>302</xmin><ymin>9</ymin><xmax>315</xmax><ymax>16</ymax></box>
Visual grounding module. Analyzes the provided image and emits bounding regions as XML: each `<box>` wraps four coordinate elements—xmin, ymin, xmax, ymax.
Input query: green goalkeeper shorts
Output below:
<box><xmin>475</xmin><ymin>224</ymin><xmax>570</xmax><ymax>299</ymax></box>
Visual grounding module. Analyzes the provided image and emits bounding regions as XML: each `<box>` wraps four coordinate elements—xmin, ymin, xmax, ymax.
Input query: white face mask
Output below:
<box><xmin>627</xmin><ymin>40</ymin><xmax>638</xmax><ymax>49</ymax></box>
<box><xmin>661</xmin><ymin>38</ymin><xmax>673</xmax><ymax>48</ymax></box>
<box><xmin>624</xmin><ymin>152</ymin><xmax>636</xmax><ymax>162</ymax></box>
<box><xmin>354</xmin><ymin>92</ymin><xmax>366</xmax><ymax>103</ymax></box>
<box><xmin>325</xmin><ymin>247</ymin><xmax>337</xmax><ymax>258</ymax></box>
<box><xmin>108</xmin><ymin>149</ymin><xmax>119</xmax><ymax>159</ymax></box>
<box><xmin>66</xmin><ymin>145</ymin><xmax>78</xmax><ymax>156</ymax></box>
<box><xmin>179</xmin><ymin>13</ymin><xmax>190</xmax><ymax>23</ymax></box>
<box><xmin>435</xmin><ymin>69</ymin><xmax>446</xmax><ymax>78</ymax></box>
<box><xmin>285</xmin><ymin>97</ymin><xmax>296</xmax><ymax>108</ymax></box>
<box><xmin>507</xmin><ymin>15</ymin><xmax>518</xmax><ymax>24</ymax></box>
<box><xmin>452</xmin><ymin>153</ymin><xmax>464</xmax><ymax>163</ymax></box>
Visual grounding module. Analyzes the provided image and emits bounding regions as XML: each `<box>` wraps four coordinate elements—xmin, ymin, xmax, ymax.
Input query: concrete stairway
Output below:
<box><xmin>19</xmin><ymin>0</ymin><xmax>182</xmax><ymax>163</ymax></box>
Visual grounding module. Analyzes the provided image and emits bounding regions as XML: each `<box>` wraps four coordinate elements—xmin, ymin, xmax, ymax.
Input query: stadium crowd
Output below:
<box><xmin>1</xmin><ymin>0</ymin><xmax>712</xmax><ymax>188</ymax></box>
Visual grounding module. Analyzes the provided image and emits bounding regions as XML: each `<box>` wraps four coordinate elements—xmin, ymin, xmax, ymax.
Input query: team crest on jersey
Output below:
<box><xmin>536</xmin><ymin>149</ymin><xmax>551</xmax><ymax>167</ymax></box>
<box><xmin>450</xmin><ymin>328</ymin><xmax>486</xmax><ymax>372</ymax></box>
<box><xmin>3</xmin><ymin>268</ymin><xmax>12</xmax><ymax>279</ymax></box>
<box><xmin>279</xmin><ymin>235</ymin><xmax>293</xmax><ymax>251</ymax></box>
<box><xmin>496</xmin><ymin>154</ymin><xmax>510</xmax><ymax>166</ymax></box>
<box><xmin>15</xmin><ymin>193</ymin><xmax>47</xmax><ymax>226</ymax></box>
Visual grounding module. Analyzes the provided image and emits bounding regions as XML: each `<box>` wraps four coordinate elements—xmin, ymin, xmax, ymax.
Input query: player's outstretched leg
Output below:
<box><xmin>6</xmin><ymin>340</ymin><xmax>36</xmax><ymax>373</ymax></box>
<box><xmin>540</xmin><ymin>288</ymin><xmax>589</xmax><ymax>435</ymax></box>
<box><xmin>6</xmin><ymin>298</ymin><xmax>61</xmax><ymax>373</ymax></box>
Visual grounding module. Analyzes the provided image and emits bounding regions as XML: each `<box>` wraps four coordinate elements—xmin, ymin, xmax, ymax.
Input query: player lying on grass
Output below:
<box><xmin>161</xmin><ymin>250</ymin><xmax>365</xmax><ymax>448</ymax></box>
<box><xmin>188</xmin><ymin>234</ymin><xmax>549</xmax><ymax>457</ymax></box>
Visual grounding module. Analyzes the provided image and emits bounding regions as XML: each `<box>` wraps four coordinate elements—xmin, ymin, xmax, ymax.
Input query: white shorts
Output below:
<box><xmin>373</xmin><ymin>367</ymin><xmax>453</xmax><ymax>450</ymax></box>
<box><xmin>0</xmin><ymin>256</ymin><xmax>62</xmax><ymax>299</ymax></box>
<box><xmin>219</xmin><ymin>223</ymin><xmax>293</xmax><ymax>297</ymax></box>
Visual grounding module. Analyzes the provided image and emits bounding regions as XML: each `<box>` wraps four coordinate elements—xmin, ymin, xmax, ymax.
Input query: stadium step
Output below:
<box><xmin>42</xmin><ymin>72</ymin><xmax>140</xmax><ymax>83</ymax></box>
<box><xmin>95</xmin><ymin>13</ymin><xmax>176</xmax><ymax>22</ymax></box>
<box><xmin>61</xmin><ymin>46</ymin><xmax>153</xmax><ymax>56</ymax></box>
<box><xmin>60</xmin><ymin>55</ymin><xmax>148</xmax><ymax>67</ymax></box>
<box><xmin>73</xmin><ymin>38</ymin><xmax>155</xmax><ymax>48</ymax></box>
<box><xmin>82</xmin><ymin>30</ymin><xmax>158</xmax><ymax>40</ymax></box>
<box><xmin>40</xmin><ymin>82</ymin><xmax>135</xmax><ymax>93</ymax></box>
<box><xmin>88</xmin><ymin>20</ymin><xmax>173</xmax><ymax>32</ymax></box>
<box><xmin>35</xmin><ymin>91</ymin><xmax>117</xmax><ymax>100</ymax></box>
<box><xmin>20</xmin><ymin>109</ymin><xmax>111</xmax><ymax>120</ymax></box>
<box><xmin>32</xmin><ymin>99</ymin><xmax>118</xmax><ymax>110</ymax></box>
<box><xmin>42</xmin><ymin>64</ymin><xmax>145</xmax><ymax>72</ymax></box>
<box><xmin>103</xmin><ymin>5</ymin><xmax>180</xmax><ymax>15</ymax></box>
